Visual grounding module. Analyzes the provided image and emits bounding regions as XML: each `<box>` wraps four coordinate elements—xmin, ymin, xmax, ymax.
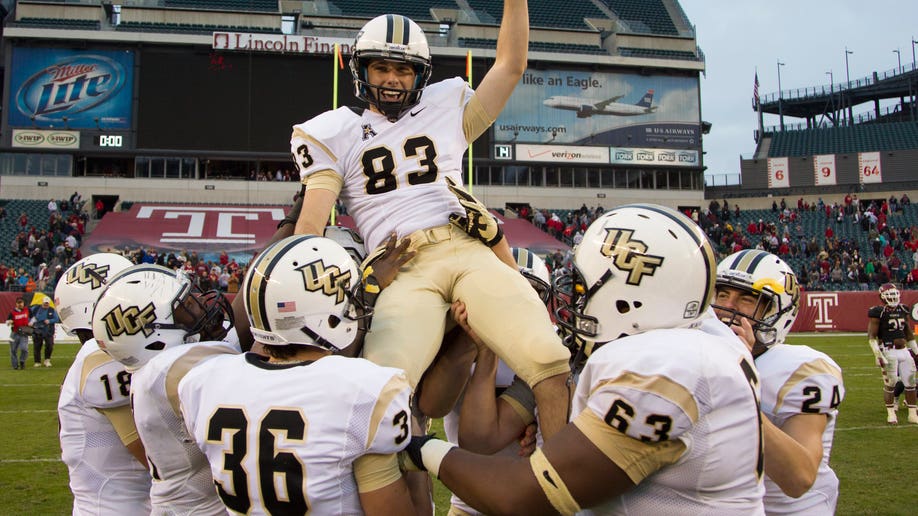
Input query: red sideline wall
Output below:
<box><xmin>4</xmin><ymin>291</ymin><xmax>915</xmax><ymax>334</ymax></box>
<box><xmin>791</xmin><ymin>290</ymin><xmax>918</xmax><ymax>332</ymax></box>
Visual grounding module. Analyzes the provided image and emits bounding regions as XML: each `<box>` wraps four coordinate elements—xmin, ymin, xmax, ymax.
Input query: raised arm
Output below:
<box><xmin>474</xmin><ymin>0</ymin><xmax>529</xmax><ymax>119</ymax></box>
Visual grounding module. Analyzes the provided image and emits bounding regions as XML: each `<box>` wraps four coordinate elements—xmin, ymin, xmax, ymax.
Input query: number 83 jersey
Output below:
<box><xmin>291</xmin><ymin>77</ymin><xmax>476</xmax><ymax>251</ymax></box>
<box><xmin>179</xmin><ymin>353</ymin><xmax>412</xmax><ymax>515</ymax></box>
<box><xmin>755</xmin><ymin>344</ymin><xmax>844</xmax><ymax>514</ymax></box>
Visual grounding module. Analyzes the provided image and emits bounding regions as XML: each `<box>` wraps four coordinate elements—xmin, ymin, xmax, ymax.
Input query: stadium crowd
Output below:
<box><xmin>517</xmin><ymin>191</ymin><xmax>918</xmax><ymax>292</ymax></box>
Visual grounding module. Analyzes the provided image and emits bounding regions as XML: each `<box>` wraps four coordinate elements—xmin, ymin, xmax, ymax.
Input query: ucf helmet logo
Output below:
<box><xmin>600</xmin><ymin>228</ymin><xmax>664</xmax><ymax>285</ymax></box>
<box><xmin>100</xmin><ymin>303</ymin><xmax>157</xmax><ymax>339</ymax></box>
<box><xmin>298</xmin><ymin>259</ymin><xmax>352</xmax><ymax>304</ymax></box>
<box><xmin>66</xmin><ymin>263</ymin><xmax>111</xmax><ymax>290</ymax></box>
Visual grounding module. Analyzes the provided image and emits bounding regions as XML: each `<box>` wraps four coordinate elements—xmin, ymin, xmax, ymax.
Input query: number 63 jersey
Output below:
<box><xmin>572</xmin><ymin>327</ymin><xmax>765</xmax><ymax>515</ymax></box>
<box><xmin>179</xmin><ymin>353</ymin><xmax>412</xmax><ymax>515</ymax></box>
<box><xmin>755</xmin><ymin>344</ymin><xmax>844</xmax><ymax>515</ymax></box>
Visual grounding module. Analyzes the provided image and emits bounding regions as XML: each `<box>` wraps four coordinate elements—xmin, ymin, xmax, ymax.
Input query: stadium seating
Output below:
<box><xmin>13</xmin><ymin>17</ymin><xmax>101</xmax><ymax>30</ymax></box>
<box><xmin>768</xmin><ymin>122</ymin><xmax>918</xmax><ymax>157</ymax></box>
<box><xmin>164</xmin><ymin>0</ymin><xmax>279</xmax><ymax>12</ymax></box>
<box><xmin>116</xmin><ymin>21</ymin><xmax>281</xmax><ymax>34</ymax></box>
<box><xmin>459</xmin><ymin>38</ymin><xmax>608</xmax><ymax>55</ymax></box>
<box><xmin>466</xmin><ymin>0</ymin><xmax>604</xmax><ymax>30</ymax></box>
<box><xmin>0</xmin><ymin>200</ymin><xmax>56</xmax><ymax>275</ymax></box>
<box><xmin>325</xmin><ymin>0</ymin><xmax>458</xmax><ymax>21</ymax></box>
<box><xmin>600</xmin><ymin>0</ymin><xmax>679</xmax><ymax>35</ymax></box>
<box><xmin>618</xmin><ymin>46</ymin><xmax>699</xmax><ymax>61</ymax></box>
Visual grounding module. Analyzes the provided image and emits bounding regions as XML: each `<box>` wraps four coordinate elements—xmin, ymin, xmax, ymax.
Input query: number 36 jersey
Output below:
<box><xmin>755</xmin><ymin>344</ymin><xmax>844</xmax><ymax>515</ymax></box>
<box><xmin>179</xmin><ymin>353</ymin><xmax>412</xmax><ymax>515</ymax></box>
<box><xmin>572</xmin><ymin>327</ymin><xmax>765</xmax><ymax>515</ymax></box>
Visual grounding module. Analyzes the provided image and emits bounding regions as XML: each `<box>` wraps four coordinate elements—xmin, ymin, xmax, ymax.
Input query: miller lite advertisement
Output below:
<box><xmin>9</xmin><ymin>47</ymin><xmax>134</xmax><ymax>130</ymax></box>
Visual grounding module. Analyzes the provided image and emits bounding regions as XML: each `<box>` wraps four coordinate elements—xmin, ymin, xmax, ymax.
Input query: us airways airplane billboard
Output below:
<box><xmin>495</xmin><ymin>69</ymin><xmax>700</xmax><ymax>149</ymax></box>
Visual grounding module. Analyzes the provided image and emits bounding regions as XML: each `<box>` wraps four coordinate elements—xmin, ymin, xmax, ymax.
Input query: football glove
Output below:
<box><xmin>398</xmin><ymin>434</ymin><xmax>455</xmax><ymax>478</ymax></box>
<box><xmin>445</xmin><ymin>177</ymin><xmax>503</xmax><ymax>247</ymax></box>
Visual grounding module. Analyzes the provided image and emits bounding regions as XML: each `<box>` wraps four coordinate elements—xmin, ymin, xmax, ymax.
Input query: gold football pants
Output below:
<box><xmin>363</xmin><ymin>224</ymin><xmax>570</xmax><ymax>388</ymax></box>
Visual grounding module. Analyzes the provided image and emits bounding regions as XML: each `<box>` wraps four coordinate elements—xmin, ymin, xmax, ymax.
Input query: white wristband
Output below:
<box><xmin>420</xmin><ymin>439</ymin><xmax>457</xmax><ymax>478</ymax></box>
<box><xmin>869</xmin><ymin>338</ymin><xmax>882</xmax><ymax>358</ymax></box>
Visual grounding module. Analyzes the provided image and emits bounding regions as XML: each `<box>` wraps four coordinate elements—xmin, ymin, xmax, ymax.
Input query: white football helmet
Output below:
<box><xmin>243</xmin><ymin>235</ymin><xmax>371</xmax><ymax>351</ymax></box>
<box><xmin>349</xmin><ymin>14</ymin><xmax>432</xmax><ymax>121</ymax></box>
<box><xmin>92</xmin><ymin>264</ymin><xmax>232</xmax><ymax>370</ymax></box>
<box><xmin>54</xmin><ymin>253</ymin><xmax>133</xmax><ymax>335</ymax></box>
<box><xmin>554</xmin><ymin>204</ymin><xmax>716</xmax><ymax>345</ymax></box>
<box><xmin>511</xmin><ymin>247</ymin><xmax>552</xmax><ymax>305</ymax></box>
<box><xmin>714</xmin><ymin>249</ymin><xmax>800</xmax><ymax>352</ymax></box>
<box><xmin>324</xmin><ymin>225</ymin><xmax>367</xmax><ymax>264</ymax></box>
<box><xmin>879</xmin><ymin>282</ymin><xmax>900</xmax><ymax>307</ymax></box>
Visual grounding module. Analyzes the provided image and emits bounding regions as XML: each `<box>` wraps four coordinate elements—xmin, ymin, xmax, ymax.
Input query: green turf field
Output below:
<box><xmin>1</xmin><ymin>334</ymin><xmax>915</xmax><ymax>515</ymax></box>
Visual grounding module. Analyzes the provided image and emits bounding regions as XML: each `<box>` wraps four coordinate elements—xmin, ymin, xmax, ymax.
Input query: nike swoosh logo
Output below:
<box><xmin>410</xmin><ymin>107</ymin><xmax>426</xmax><ymax>116</ymax></box>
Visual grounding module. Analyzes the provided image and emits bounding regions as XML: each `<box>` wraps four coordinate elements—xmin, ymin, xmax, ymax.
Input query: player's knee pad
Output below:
<box><xmin>884</xmin><ymin>374</ymin><xmax>899</xmax><ymax>389</ymax></box>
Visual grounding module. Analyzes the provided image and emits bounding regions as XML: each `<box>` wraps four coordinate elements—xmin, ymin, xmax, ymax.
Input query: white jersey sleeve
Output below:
<box><xmin>131</xmin><ymin>340</ymin><xmax>240</xmax><ymax>515</ymax></box>
<box><xmin>79</xmin><ymin>343</ymin><xmax>134</xmax><ymax>409</ymax></box>
<box><xmin>574</xmin><ymin>327</ymin><xmax>765</xmax><ymax>515</ymax></box>
<box><xmin>291</xmin><ymin>77</ymin><xmax>475</xmax><ymax>250</ymax></box>
<box><xmin>755</xmin><ymin>344</ymin><xmax>844</xmax><ymax>515</ymax></box>
<box><xmin>58</xmin><ymin>339</ymin><xmax>151</xmax><ymax>515</ymax></box>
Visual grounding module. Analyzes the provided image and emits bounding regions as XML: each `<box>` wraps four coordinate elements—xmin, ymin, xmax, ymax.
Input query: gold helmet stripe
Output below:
<box><xmin>246</xmin><ymin>236</ymin><xmax>314</xmax><ymax>332</ymax></box>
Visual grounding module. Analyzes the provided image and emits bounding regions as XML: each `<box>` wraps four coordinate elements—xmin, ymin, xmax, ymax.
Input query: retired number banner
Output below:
<box><xmin>767</xmin><ymin>157</ymin><xmax>789</xmax><ymax>188</ymax></box>
<box><xmin>858</xmin><ymin>152</ymin><xmax>882</xmax><ymax>184</ymax></box>
<box><xmin>813</xmin><ymin>155</ymin><xmax>837</xmax><ymax>186</ymax></box>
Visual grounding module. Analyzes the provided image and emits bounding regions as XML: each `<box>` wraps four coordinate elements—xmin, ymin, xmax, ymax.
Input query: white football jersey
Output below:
<box><xmin>292</xmin><ymin>77</ymin><xmax>473</xmax><ymax>250</ymax></box>
<box><xmin>58</xmin><ymin>339</ymin><xmax>151</xmax><ymax>515</ymax></box>
<box><xmin>756</xmin><ymin>344</ymin><xmax>844</xmax><ymax>515</ymax></box>
<box><xmin>179</xmin><ymin>353</ymin><xmax>412</xmax><ymax>515</ymax></box>
<box><xmin>130</xmin><ymin>339</ymin><xmax>241</xmax><ymax>515</ymax></box>
<box><xmin>574</xmin><ymin>327</ymin><xmax>765</xmax><ymax>515</ymax></box>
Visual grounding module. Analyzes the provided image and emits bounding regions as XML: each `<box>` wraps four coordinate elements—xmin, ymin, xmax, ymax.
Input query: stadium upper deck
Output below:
<box><xmin>0</xmin><ymin>0</ymin><xmax>710</xmax><ymax>213</ymax></box>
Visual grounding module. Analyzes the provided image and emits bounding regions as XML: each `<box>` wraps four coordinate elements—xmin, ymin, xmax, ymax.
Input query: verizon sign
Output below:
<box><xmin>212</xmin><ymin>32</ymin><xmax>353</xmax><ymax>55</ymax></box>
<box><xmin>516</xmin><ymin>144</ymin><xmax>609</xmax><ymax>164</ymax></box>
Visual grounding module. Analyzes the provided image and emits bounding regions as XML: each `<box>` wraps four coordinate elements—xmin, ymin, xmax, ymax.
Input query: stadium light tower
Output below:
<box><xmin>777</xmin><ymin>59</ymin><xmax>785</xmax><ymax>131</ymax></box>
<box><xmin>912</xmin><ymin>38</ymin><xmax>917</xmax><ymax>69</ymax></box>
<box><xmin>844</xmin><ymin>48</ymin><xmax>853</xmax><ymax>84</ymax></box>
<box><xmin>844</xmin><ymin>47</ymin><xmax>853</xmax><ymax>126</ymax></box>
<box><xmin>893</xmin><ymin>49</ymin><xmax>902</xmax><ymax>73</ymax></box>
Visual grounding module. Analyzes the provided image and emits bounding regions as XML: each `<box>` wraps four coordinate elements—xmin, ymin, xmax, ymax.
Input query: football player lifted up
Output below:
<box><xmin>291</xmin><ymin>0</ymin><xmax>572</xmax><ymax>441</ymax></box>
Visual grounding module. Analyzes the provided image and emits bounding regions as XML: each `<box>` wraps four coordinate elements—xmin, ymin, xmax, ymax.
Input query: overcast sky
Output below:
<box><xmin>678</xmin><ymin>0</ymin><xmax>918</xmax><ymax>183</ymax></box>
